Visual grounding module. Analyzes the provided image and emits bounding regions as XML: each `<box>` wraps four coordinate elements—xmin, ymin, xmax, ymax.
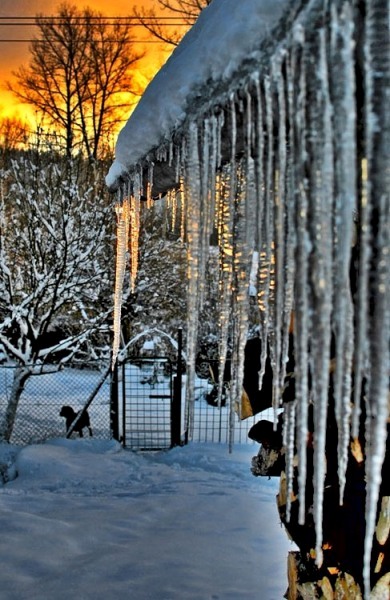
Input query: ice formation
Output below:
<box><xmin>112</xmin><ymin>199</ymin><xmax>130</xmax><ymax>368</ymax></box>
<box><xmin>105</xmin><ymin>0</ymin><xmax>289</xmax><ymax>190</ymax></box>
<box><xmin>107</xmin><ymin>0</ymin><xmax>389</xmax><ymax>596</ymax></box>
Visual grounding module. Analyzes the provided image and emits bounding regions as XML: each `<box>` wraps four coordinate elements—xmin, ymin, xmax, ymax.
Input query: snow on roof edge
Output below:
<box><xmin>106</xmin><ymin>0</ymin><xmax>291</xmax><ymax>191</ymax></box>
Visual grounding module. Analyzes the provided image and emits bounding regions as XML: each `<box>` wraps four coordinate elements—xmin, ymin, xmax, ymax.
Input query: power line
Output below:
<box><xmin>0</xmin><ymin>16</ymin><xmax>186</xmax><ymax>19</ymax></box>
<box><xmin>0</xmin><ymin>39</ymin><xmax>168</xmax><ymax>43</ymax></box>
<box><xmin>0</xmin><ymin>18</ymin><xmax>188</xmax><ymax>25</ymax></box>
<box><xmin>0</xmin><ymin>15</ymin><xmax>191</xmax><ymax>44</ymax></box>
<box><xmin>0</xmin><ymin>22</ymin><xmax>187</xmax><ymax>26</ymax></box>
<box><xmin>0</xmin><ymin>17</ymin><xmax>189</xmax><ymax>43</ymax></box>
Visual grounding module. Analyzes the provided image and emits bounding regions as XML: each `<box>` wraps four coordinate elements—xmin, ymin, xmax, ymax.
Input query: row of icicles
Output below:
<box><xmin>110</xmin><ymin>1</ymin><xmax>388</xmax><ymax>597</ymax></box>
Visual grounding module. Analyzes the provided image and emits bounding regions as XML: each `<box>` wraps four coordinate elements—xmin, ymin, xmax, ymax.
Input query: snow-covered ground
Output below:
<box><xmin>0</xmin><ymin>439</ymin><xmax>295</xmax><ymax>600</ymax></box>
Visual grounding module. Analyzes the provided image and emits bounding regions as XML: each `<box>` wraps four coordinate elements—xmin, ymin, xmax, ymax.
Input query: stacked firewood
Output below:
<box><xmin>250</xmin><ymin>420</ymin><xmax>390</xmax><ymax>599</ymax></box>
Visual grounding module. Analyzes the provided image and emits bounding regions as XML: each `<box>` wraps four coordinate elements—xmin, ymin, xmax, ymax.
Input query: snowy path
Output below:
<box><xmin>0</xmin><ymin>440</ymin><xmax>294</xmax><ymax>599</ymax></box>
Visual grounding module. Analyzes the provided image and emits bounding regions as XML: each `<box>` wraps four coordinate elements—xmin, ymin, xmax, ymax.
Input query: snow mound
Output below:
<box><xmin>0</xmin><ymin>439</ymin><xmax>294</xmax><ymax>599</ymax></box>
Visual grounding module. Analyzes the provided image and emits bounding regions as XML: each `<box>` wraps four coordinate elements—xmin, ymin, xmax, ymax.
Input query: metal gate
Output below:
<box><xmin>113</xmin><ymin>357</ymin><xmax>181</xmax><ymax>450</ymax></box>
<box><xmin>108</xmin><ymin>328</ymin><xmax>274</xmax><ymax>450</ymax></box>
<box><xmin>110</xmin><ymin>355</ymin><xmax>273</xmax><ymax>450</ymax></box>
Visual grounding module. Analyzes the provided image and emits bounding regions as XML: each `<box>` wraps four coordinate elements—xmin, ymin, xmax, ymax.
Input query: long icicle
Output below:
<box><xmin>112</xmin><ymin>193</ymin><xmax>131</xmax><ymax>368</ymax></box>
<box><xmin>329</xmin><ymin>2</ymin><xmax>356</xmax><ymax>507</ymax></box>
<box><xmin>216</xmin><ymin>165</ymin><xmax>234</xmax><ymax>431</ymax></box>
<box><xmin>362</xmin><ymin>0</ymin><xmax>390</xmax><ymax>596</ymax></box>
<box><xmin>183</xmin><ymin>121</ymin><xmax>202</xmax><ymax>441</ymax></box>
<box><xmin>253</xmin><ymin>74</ymin><xmax>268</xmax><ymax>392</ymax></box>
<box><xmin>291</xmin><ymin>24</ymin><xmax>310</xmax><ymax>527</ymax></box>
<box><xmin>227</xmin><ymin>94</ymin><xmax>238</xmax><ymax>451</ymax></box>
<box><xmin>258</xmin><ymin>76</ymin><xmax>274</xmax><ymax>407</ymax></box>
<box><xmin>310</xmin><ymin>26</ymin><xmax>334</xmax><ymax>570</ymax></box>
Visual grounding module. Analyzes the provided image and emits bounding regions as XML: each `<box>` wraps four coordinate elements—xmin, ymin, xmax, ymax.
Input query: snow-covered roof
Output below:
<box><xmin>106</xmin><ymin>0</ymin><xmax>290</xmax><ymax>190</ymax></box>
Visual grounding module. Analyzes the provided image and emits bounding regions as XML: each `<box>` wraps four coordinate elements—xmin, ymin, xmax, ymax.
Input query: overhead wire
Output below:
<box><xmin>0</xmin><ymin>40</ymin><xmax>170</xmax><ymax>43</ymax></box>
<box><xmin>0</xmin><ymin>16</ymin><xmax>189</xmax><ymax>43</ymax></box>
<box><xmin>0</xmin><ymin>16</ymin><xmax>187</xmax><ymax>20</ymax></box>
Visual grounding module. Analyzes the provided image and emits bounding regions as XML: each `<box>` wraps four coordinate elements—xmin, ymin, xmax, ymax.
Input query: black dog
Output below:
<box><xmin>59</xmin><ymin>405</ymin><xmax>93</xmax><ymax>437</ymax></box>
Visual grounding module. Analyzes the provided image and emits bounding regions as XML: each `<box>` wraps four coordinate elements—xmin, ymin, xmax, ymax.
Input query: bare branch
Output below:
<box><xmin>133</xmin><ymin>0</ymin><xmax>211</xmax><ymax>47</ymax></box>
<box><xmin>7</xmin><ymin>3</ymin><xmax>143</xmax><ymax>159</ymax></box>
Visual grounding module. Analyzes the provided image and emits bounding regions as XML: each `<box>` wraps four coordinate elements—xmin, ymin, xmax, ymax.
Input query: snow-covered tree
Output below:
<box><xmin>0</xmin><ymin>150</ymin><xmax>114</xmax><ymax>441</ymax></box>
<box><xmin>121</xmin><ymin>198</ymin><xmax>222</xmax><ymax>362</ymax></box>
<box><xmin>122</xmin><ymin>200</ymin><xmax>187</xmax><ymax>349</ymax></box>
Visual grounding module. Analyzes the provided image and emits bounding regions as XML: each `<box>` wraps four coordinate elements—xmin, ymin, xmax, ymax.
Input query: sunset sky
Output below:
<box><xmin>0</xmin><ymin>0</ymin><xmax>177</xmax><ymax>123</ymax></box>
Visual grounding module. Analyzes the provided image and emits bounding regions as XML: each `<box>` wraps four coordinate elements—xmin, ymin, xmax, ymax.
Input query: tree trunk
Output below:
<box><xmin>0</xmin><ymin>367</ymin><xmax>31</xmax><ymax>442</ymax></box>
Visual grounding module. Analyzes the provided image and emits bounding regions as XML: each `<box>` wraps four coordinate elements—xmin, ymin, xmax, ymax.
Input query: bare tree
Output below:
<box><xmin>0</xmin><ymin>116</ymin><xmax>30</xmax><ymax>152</ymax></box>
<box><xmin>0</xmin><ymin>149</ymin><xmax>113</xmax><ymax>441</ymax></box>
<box><xmin>134</xmin><ymin>0</ymin><xmax>212</xmax><ymax>47</ymax></box>
<box><xmin>8</xmin><ymin>3</ymin><xmax>144</xmax><ymax>159</ymax></box>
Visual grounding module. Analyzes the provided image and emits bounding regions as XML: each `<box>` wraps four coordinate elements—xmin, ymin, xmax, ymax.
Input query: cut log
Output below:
<box><xmin>284</xmin><ymin>551</ymin><xmax>366</xmax><ymax>599</ymax></box>
<box><xmin>287</xmin><ymin>551</ymin><xmax>299</xmax><ymax>600</ymax></box>
<box><xmin>370</xmin><ymin>573</ymin><xmax>390</xmax><ymax>600</ymax></box>
<box><xmin>334</xmin><ymin>573</ymin><xmax>362</xmax><ymax>599</ymax></box>
<box><xmin>376</xmin><ymin>496</ymin><xmax>390</xmax><ymax>546</ymax></box>
<box><xmin>318</xmin><ymin>577</ymin><xmax>334</xmax><ymax>599</ymax></box>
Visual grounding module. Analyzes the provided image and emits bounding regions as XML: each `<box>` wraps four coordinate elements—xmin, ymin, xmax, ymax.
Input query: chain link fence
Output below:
<box><xmin>0</xmin><ymin>356</ymin><xmax>276</xmax><ymax>447</ymax></box>
<box><xmin>0</xmin><ymin>362</ymin><xmax>112</xmax><ymax>445</ymax></box>
<box><xmin>190</xmin><ymin>359</ymin><xmax>275</xmax><ymax>444</ymax></box>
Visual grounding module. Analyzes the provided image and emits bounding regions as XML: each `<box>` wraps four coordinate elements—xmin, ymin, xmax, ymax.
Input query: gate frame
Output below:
<box><xmin>110</xmin><ymin>351</ymin><xmax>183</xmax><ymax>450</ymax></box>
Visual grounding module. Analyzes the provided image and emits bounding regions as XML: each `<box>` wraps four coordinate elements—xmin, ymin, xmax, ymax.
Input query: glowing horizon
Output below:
<box><xmin>0</xmin><ymin>0</ymin><xmax>181</xmax><ymax>136</ymax></box>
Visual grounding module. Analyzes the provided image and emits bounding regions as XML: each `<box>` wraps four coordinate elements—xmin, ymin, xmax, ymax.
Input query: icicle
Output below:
<box><xmin>216</xmin><ymin>111</ymin><xmax>224</xmax><ymax>170</ymax></box>
<box><xmin>112</xmin><ymin>192</ymin><xmax>131</xmax><ymax>368</ymax></box>
<box><xmin>168</xmin><ymin>140</ymin><xmax>173</xmax><ymax>167</ymax></box>
<box><xmin>289</xmin><ymin>26</ymin><xmax>310</xmax><ymax>527</ymax></box>
<box><xmin>329</xmin><ymin>2</ymin><xmax>356</xmax><ymax>506</ymax></box>
<box><xmin>256</xmin><ymin>76</ymin><xmax>274</xmax><ymax>394</ymax></box>
<box><xmin>227</xmin><ymin>95</ymin><xmax>239</xmax><ymax>451</ymax></box>
<box><xmin>309</xmin><ymin>27</ymin><xmax>334</xmax><ymax>568</ymax></box>
<box><xmin>283</xmin><ymin>50</ymin><xmax>298</xmax><ymax>416</ymax></box>
<box><xmin>271</xmin><ymin>52</ymin><xmax>288</xmax><ymax>419</ymax></box>
<box><xmin>230</xmin><ymin>139</ymin><xmax>256</xmax><ymax>433</ymax></box>
<box><xmin>362</xmin><ymin>1</ymin><xmax>390</xmax><ymax>596</ymax></box>
<box><xmin>132</xmin><ymin>165</ymin><xmax>142</xmax><ymax>201</ymax></box>
<box><xmin>227</xmin><ymin>91</ymin><xmax>259</xmax><ymax>448</ymax></box>
<box><xmin>208</xmin><ymin>116</ymin><xmax>227</xmax><ymax>414</ymax></box>
<box><xmin>352</xmin><ymin>158</ymin><xmax>370</xmax><ymax>440</ymax></box>
<box><xmin>167</xmin><ymin>189</ymin><xmax>177</xmax><ymax>232</ymax></box>
<box><xmin>216</xmin><ymin>165</ymin><xmax>234</xmax><ymax>421</ymax></box>
<box><xmin>129</xmin><ymin>195</ymin><xmax>141</xmax><ymax>293</ymax></box>
<box><xmin>156</xmin><ymin>144</ymin><xmax>168</xmax><ymax>163</ymax></box>
<box><xmin>183</xmin><ymin>121</ymin><xmax>202</xmax><ymax>441</ymax></box>
<box><xmin>208</xmin><ymin>114</ymin><xmax>219</xmax><ymax>227</ymax></box>
<box><xmin>284</xmin><ymin>400</ymin><xmax>297</xmax><ymax>523</ymax></box>
<box><xmin>252</xmin><ymin>75</ymin><xmax>265</xmax><ymax>366</ymax></box>
<box><xmin>146</xmin><ymin>162</ymin><xmax>154</xmax><ymax>207</ymax></box>
<box><xmin>175</xmin><ymin>141</ymin><xmax>183</xmax><ymax>186</ymax></box>
<box><xmin>244</xmin><ymin>90</ymin><xmax>257</xmax><ymax>254</ymax></box>
<box><xmin>198</xmin><ymin>118</ymin><xmax>212</xmax><ymax>314</ymax></box>
<box><xmin>179</xmin><ymin>176</ymin><xmax>186</xmax><ymax>241</ymax></box>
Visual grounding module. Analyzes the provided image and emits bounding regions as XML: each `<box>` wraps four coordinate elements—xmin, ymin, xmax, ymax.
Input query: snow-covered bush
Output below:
<box><xmin>0</xmin><ymin>150</ymin><xmax>114</xmax><ymax>440</ymax></box>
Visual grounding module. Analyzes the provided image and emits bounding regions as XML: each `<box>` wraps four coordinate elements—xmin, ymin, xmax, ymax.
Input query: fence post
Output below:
<box><xmin>110</xmin><ymin>360</ymin><xmax>119</xmax><ymax>442</ymax></box>
<box><xmin>171</xmin><ymin>328</ymin><xmax>183</xmax><ymax>447</ymax></box>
